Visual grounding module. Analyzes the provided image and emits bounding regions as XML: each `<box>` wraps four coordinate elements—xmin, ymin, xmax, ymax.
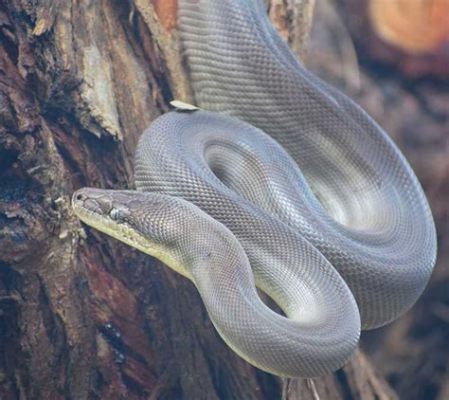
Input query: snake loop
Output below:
<box><xmin>72</xmin><ymin>0</ymin><xmax>436</xmax><ymax>377</ymax></box>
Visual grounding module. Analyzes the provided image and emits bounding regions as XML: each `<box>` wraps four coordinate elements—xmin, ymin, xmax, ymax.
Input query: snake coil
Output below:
<box><xmin>72</xmin><ymin>0</ymin><xmax>436</xmax><ymax>377</ymax></box>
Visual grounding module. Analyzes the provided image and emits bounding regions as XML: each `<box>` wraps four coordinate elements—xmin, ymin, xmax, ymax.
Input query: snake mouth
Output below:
<box><xmin>72</xmin><ymin>188</ymin><xmax>135</xmax><ymax>246</ymax></box>
<box><xmin>72</xmin><ymin>190</ymin><xmax>119</xmax><ymax>244</ymax></box>
<box><xmin>71</xmin><ymin>188</ymin><xmax>189</xmax><ymax>278</ymax></box>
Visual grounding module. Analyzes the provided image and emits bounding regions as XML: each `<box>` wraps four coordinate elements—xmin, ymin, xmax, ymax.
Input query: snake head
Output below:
<box><xmin>72</xmin><ymin>188</ymin><xmax>167</xmax><ymax>252</ymax></box>
<box><xmin>73</xmin><ymin>188</ymin><xmax>132</xmax><ymax>224</ymax></box>
<box><xmin>71</xmin><ymin>188</ymin><xmax>199</xmax><ymax>275</ymax></box>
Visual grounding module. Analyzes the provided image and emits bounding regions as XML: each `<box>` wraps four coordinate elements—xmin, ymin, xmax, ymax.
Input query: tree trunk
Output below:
<box><xmin>0</xmin><ymin>1</ymin><xmax>396</xmax><ymax>399</ymax></box>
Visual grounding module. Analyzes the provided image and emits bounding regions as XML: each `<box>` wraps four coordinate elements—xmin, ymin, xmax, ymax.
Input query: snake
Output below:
<box><xmin>71</xmin><ymin>0</ymin><xmax>437</xmax><ymax>377</ymax></box>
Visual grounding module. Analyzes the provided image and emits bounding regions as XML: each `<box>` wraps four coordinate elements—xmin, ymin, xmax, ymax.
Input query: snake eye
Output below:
<box><xmin>110</xmin><ymin>207</ymin><xmax>130</xmax><ymax>222</ymax></box>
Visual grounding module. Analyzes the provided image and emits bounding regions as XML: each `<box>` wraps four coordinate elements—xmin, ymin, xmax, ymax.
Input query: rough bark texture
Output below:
<box><xmin>0</xmin><ymin>1</ymin><xmax>397</xmax><ymax>399</ymax></box>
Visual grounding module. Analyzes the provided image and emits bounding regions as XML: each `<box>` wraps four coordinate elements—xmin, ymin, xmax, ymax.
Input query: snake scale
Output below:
<box><xmin>72</xmin><ymin>0</ymin><xmax>437</xmax><ymax>377</ymax></box>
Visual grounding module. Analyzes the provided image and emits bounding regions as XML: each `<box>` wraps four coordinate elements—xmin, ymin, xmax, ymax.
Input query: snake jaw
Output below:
<box><xmin>71</xmin><ymin>188</ymin><xmax>193</xmax><ymax>279</ymax></box>
<box><xmin>72</xmin><ymin>188</ymin><xmax>141</xmax><ymax>247</ymax></box>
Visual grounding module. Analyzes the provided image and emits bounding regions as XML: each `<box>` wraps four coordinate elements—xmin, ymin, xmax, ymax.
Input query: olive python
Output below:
<box><xmin>72</xmin><ymin>0</ymin><xmax>437</xmax><ymax>377</ymax></box>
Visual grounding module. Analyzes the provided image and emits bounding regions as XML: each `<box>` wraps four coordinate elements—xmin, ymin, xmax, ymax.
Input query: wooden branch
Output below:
<box><xmin>268</xmin><ymin>0</ymin><xmax>316</xmax><ymax>60</ymax></box>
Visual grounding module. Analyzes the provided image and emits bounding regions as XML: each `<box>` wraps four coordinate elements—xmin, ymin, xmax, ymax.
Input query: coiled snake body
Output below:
<box><xmin>72</xmin><ymin>0</ymin><xmax>437</xmax><ymax>377</ymax></box>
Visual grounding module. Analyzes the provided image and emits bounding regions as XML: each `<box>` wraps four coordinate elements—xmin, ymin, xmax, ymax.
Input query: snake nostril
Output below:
<box><xmin>76</xmin><ymin>193</ymin><xmax>84</xmax><ymax>201</ymax></box>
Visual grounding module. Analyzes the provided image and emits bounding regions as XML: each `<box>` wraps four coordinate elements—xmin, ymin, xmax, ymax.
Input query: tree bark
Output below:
<box><xmin>0</xmin><ymin>1</ymin><xmax>396</xmax><ymax>399</ymax></box>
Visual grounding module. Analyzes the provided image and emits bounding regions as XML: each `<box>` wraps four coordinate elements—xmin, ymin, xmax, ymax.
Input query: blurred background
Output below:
<box><xmin>306</xmin><ymin>1</ymin><xmax>449</xmax><ymax>399</ymax></box>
